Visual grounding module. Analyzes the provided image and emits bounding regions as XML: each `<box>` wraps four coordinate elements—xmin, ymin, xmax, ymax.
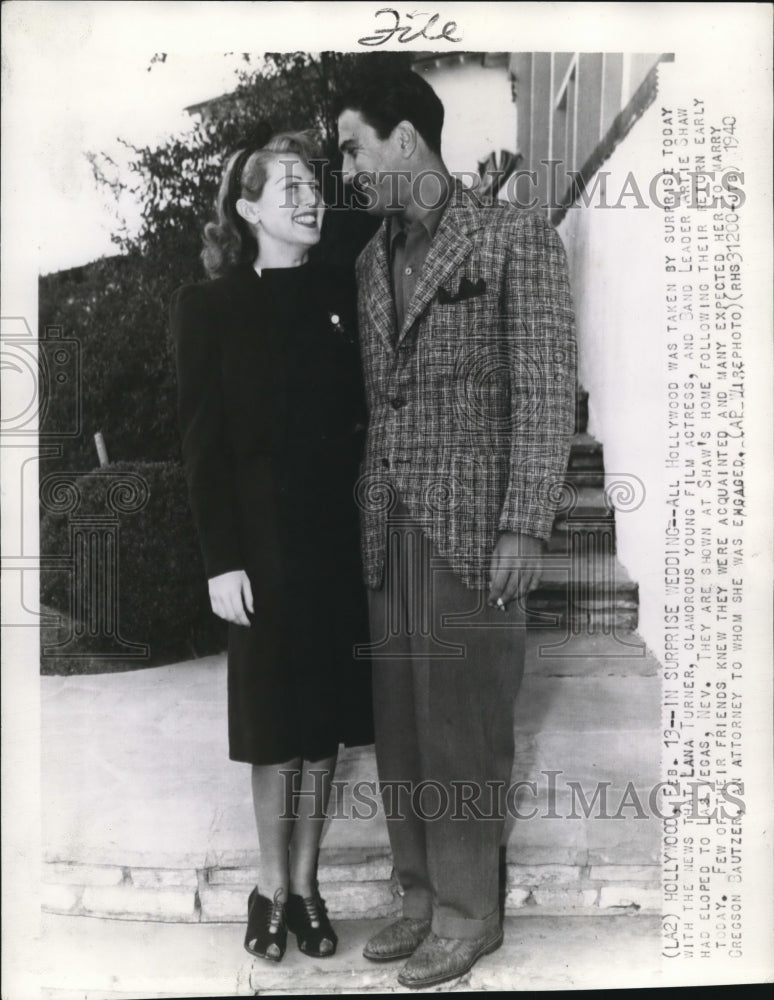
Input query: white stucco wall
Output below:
<box><xmin>421</xmin><ymin>57</ymin><xmax>671</xmax><ymax>653</ymax></box>
<box><xmin>416</xmin><ymin>61</ymin><xmax>517</xmax><ymax>177</ymax></box>
<box><xmin>557</xmin><ymin>91</ymin><xmax>667</xmax><ymax>654</ymax></box>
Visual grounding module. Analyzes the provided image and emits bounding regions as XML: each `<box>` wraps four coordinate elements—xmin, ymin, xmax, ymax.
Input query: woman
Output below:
<box><xmin>171</xmin><ymin>131</ymin><xmax>372</xmax><ymax>962</ymax></box>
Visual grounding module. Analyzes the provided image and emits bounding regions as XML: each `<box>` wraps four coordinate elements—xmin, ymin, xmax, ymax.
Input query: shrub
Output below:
<box><xmin>38</xmin><ymin>248</ymin><xmax>200</xmax><ymax>477</ymax></box>
<box><xmin>40</xmin><ymin>460</ymin><xmax>226</xmax><ymax>673</ymax></box>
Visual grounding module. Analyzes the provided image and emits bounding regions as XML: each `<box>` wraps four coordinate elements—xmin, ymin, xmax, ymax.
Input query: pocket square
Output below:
<box><xmin>437</xmin><ymin>277</ymin><xmax>487</xmax><ymax>305</ymax></box>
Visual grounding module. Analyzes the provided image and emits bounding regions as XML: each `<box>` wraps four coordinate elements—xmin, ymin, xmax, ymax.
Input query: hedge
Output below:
<box><xmin>40</xmin><ymin>460</ymin><xmax>225</xmax><ymax>673</ymax></box>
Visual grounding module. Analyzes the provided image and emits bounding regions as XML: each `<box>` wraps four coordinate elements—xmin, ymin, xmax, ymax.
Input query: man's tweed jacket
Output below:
<box><xmin>355</xmin><ymin>183</ymin><xmax>577</xmax><ymax>590</ymax></box>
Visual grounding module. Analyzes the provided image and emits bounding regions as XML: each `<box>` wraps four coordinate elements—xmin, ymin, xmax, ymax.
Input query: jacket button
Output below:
<box><xmin>381</xmin><ymin>458</ymin><xmax>390</xmax><ymax>469</ymax></box>
<box><xmin>390</xmin><ymin>397</ymin><xmax>406</xmax><ymax>409</ymax></box>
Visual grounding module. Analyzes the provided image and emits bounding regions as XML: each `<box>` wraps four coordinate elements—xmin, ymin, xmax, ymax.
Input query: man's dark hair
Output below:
<box><xmin>334</xmin><ymin>71</ymin><xmax>445</xmax><ymax>155</ymax></box>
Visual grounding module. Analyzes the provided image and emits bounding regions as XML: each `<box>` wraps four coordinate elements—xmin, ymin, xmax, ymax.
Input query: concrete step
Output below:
<box><xmin>547</xmin><ymin>483</ymin><xmax>618</xmax><ymax>554</ymax></box>
<box><xmin>527</xmin><ymin>554</ymin><xmax>637</xmax><ymax>629</ymax></box>
<box><xmin>42</xmin><ymin>631</ymin><xmax>661</xmax><ymax>925</ymax></box>
<box><xmin>567</xmin><ymin>433</ymin><xmax>605</xmax><ymax>488</ymax></box>
<box><xmin>575</xmin><ymin>387</ymin><xmax>589</xmax><ymax>435</ymax></box>
<box><xmin>43</xmin><ymin>854</ymin><xmax>661</xmax><ymax>924</ymax></box>
<box><xmin>547</xmin><ymin>520</ymin><xmax>615</xmax><ymax>555</ymax></box>
<box><xmin>39</xmin><ymin>911</ymin><xmax>663</xmax><ymax>996</ymax></box>
<box><xmin>553</xmin><ymin>485</ymin><xmax>616</xmax><ymax>524</ymax></box>
<box><xmin>534</xmin><ymin>552</ymin><xmax>635</xmax><ymax>591</ymax></box>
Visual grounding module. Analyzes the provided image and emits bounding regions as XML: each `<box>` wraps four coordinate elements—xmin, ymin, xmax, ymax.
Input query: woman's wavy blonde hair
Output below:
<box><xmin>201</xmin><ymin>130</ymin><xmax>322</xmax><ymax>279</ymax></box>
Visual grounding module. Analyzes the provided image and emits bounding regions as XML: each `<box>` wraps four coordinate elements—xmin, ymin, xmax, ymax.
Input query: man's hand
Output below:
<box><xmin>488</xmin><ymin>532</ymin><xmax>545</xmax><ymax>609</ymax></box>
<box><xmin>208</xmin><ymin>570</ymin><xmax>254</xmax><ymax>626</ymax></box>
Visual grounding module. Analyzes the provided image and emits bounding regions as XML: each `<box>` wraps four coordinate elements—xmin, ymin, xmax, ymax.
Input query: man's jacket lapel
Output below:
<box><xmin>363</xmin><ymin>223</ymin><xmax>397</xmax><ymax>353</ymax></box>
<box><xmin>396</xmin><ymin>188</ymin><xmax>480</xmax><ymax>346</ymax></box>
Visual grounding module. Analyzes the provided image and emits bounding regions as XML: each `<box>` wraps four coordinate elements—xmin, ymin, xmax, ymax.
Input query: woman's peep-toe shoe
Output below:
<box><xmin>286</xmin><ymin>889</ymin><xmax>338</xmax><ymax>957</ymax></box>
<box><xmin>244</xmin><ymin>887</ymin><xmax>287</xmax><ymax>961</ymax></box>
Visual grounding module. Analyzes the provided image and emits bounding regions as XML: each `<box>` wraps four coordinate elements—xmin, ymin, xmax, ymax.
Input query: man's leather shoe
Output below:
<box><xmin>362</xmin><ymin>916</ymin><xmax>432</xmax><ymax>962</ymax></box>
<box><xmin>397</xmin><ymin>927</ymin><xmax>504</xmax><ymax>989</ymax></box>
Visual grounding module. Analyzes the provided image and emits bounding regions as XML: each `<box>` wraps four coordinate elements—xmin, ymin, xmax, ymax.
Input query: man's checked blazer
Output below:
<box><xmin>355</xmin><ymin>183</ymin><xmax>577</xmax><ymax>590</ymax></box>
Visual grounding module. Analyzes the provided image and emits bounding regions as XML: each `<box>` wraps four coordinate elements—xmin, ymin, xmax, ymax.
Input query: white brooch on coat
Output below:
<box><xmin>328</xmin><ymin>311</ymin><xmax>355</xmax><ymax>344</ymax></box>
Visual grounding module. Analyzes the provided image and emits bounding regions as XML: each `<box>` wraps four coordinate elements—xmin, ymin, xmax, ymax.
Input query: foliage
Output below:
<box><xmin>40</xmin><ymin>460</ymin><xmax>226</xmax><ymax>673</ymax></box>
<box><xmin>91</xmin><ymin>51</ymin><xmax>411</xmax><ymax>257</ymax></box>
<box><xmin>41</xmin><ymin>51</ymin><xmax>410</xmax><ymax>476</ymax></box>
<box><xmin>39</xmin><ymin>251</ymin><xmax>198</xmax><ymax>475</ymax></box>
<box><xmin>39</xmin><ymin>52</ymin><xmax>410</xmax><ymax>669</ymax></box>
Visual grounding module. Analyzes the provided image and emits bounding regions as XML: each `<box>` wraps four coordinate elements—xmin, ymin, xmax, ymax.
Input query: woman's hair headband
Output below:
<box><xmin>227</xmin><ymin>123</ymin><xmax>274</xmax><ymax>208</ymax></box>
<box><xmin>228</xmin><ymin>146</ymin><xmax>254</xmax><ymax>208</ymax></box>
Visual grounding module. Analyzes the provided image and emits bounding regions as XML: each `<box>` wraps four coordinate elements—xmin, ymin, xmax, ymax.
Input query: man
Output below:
<box><xmin>335</xmin><ymin>71</ymin><xmax>576</xmax><ymax>989</ymax></box>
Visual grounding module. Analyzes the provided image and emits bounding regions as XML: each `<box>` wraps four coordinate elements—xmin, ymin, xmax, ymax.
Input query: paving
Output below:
<box><xmin>42</xmin><ymin>628</ymin><xmax>663</xmax><ymax>932</ymax></box>
<box><xmin>40</xmin><ymin>911</ymin><xmax>663</xmax><ymax>996</ymax></box>
<box><xmin>35</xmin><ymin>551</ymin><xmax>672</xmax><ymax>995</ymax></box>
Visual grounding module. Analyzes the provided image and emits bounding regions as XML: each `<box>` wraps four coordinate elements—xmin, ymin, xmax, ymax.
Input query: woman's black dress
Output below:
<box><xmin>171</xmin><ymin>260</ymin><xmax>373</xmax><ymax>764</ymax></box>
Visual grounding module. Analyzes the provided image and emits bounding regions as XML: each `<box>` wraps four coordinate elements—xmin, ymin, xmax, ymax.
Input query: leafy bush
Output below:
<box><xmin>39</xmin><ymin>251</ymin><xmax>198</xmax><ymax>476</ymax></box>
<box><xmin>40</xmin><ymin>460</ymin><xmax>225</xmax><ymax>672</ymax></box>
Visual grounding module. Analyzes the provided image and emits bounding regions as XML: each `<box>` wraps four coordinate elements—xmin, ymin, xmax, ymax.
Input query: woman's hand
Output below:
<box><xmin>208</xmin><ymin>570</ymin><xmax>254</xmax><ymax>626</ymax></box>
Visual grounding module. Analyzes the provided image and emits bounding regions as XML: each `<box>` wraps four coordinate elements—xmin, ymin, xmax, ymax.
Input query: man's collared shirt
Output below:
<box><xmin>388</xmin><ymin>185</ymin><xmax>450</xmax><ymax>336</ymax></box>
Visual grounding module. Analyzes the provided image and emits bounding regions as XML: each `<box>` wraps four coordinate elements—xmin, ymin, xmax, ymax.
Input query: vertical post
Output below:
<box><xmin>94</xmin><ymin>431</ymin><xmax>109</xmax><ymax>468</ymax></box>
